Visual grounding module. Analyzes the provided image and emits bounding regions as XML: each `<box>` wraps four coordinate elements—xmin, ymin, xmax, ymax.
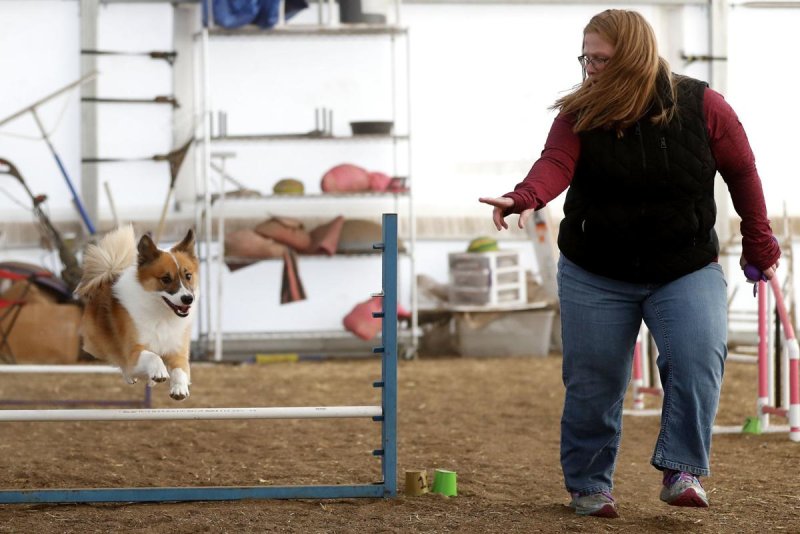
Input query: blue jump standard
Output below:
<box><xmin>0</xmin><ymin>484</ymin><xmax>390</xmax><ymax>504</ymax></box>
<box><xmin>0</xmin><ymin>213</ymin><xmax>400</xmax><ymax>504</ymax></box>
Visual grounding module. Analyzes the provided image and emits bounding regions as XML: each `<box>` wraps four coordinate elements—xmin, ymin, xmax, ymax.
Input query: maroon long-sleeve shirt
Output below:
<box><xmin>504</xmin><ymin>88</ymin><xmax>781</xmax><ymax>271</ymax></box>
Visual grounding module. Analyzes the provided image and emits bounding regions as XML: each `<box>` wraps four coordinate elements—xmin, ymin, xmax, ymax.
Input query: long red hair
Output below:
<box><xmin>553</xmin><ymin>9</ymin><xmax>677</xmax><ymax>135</ymax></box>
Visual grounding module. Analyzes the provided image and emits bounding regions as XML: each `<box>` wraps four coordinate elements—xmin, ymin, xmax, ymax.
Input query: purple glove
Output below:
<box><xmin>742</xmin><ymin>235</ymin><xmax>778</xmax><ymax>291</ymax></box>
<box><xmin>743</xmin><ymin>263</ymin><xmax>769</xmax><ymax>297</ymax></box>
<box><xmin>743</xmin><ymin>264</ymin><xmax>768</xmax><ymax>283</ymax></box>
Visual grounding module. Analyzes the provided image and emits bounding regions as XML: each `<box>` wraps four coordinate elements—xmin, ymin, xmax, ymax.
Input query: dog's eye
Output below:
<box><xmin>161</xmin><ymin>275</ymin><xmax>172</xmax><ymax>284</ymax></box>
<box><xmin>185</xmin><ymin>272</ymin><xmax>192</xmax><ymax>281</ymax></box>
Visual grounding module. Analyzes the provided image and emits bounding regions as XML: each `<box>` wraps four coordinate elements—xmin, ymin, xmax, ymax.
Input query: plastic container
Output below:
<box><xmin>350</xmin><ymin>121</ymin><xmax>393</xmax><ymax>135</ymax></box>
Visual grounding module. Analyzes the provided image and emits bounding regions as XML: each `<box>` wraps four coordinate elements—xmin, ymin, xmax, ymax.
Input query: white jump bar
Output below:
<box><xmin>0</xmin><ymin>365</ymin><xmax>122</xmax><ymax>374</ymax></box>
<box><xmin>0</xmin><ymin>406</ymin><xmax>382</xmax><ymax>422</ymax></box>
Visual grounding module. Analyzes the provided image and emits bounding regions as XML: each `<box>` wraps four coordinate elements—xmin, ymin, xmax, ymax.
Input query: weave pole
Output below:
<box><xmin>625</xmin><ymin>326</ymin><xmax>663</xmax><ymax>417</ymax></box>
<box><xmin>713</xmin><ymin>276</ymin><xmax>800</xmax><ymax>441</ymax></box>
<box><xmin>757</xmin><ymin>277</ymin><xmax>800</xmax><ymax>441</ymax></box>
<box><xmin>0</xmin><ymin>214</ymin><xmax>400</xmax><ymax>503</ymax></box>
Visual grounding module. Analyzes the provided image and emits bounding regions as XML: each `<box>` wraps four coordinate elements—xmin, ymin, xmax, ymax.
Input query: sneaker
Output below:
<box><xmin>659</xmin><ymin>469</ymin><xmax>709</xmax><ymax>507</ymax></box>
<box><xmin>569</xmin><ymin>491</ymin><xmax>619</xmax><ymax>518</ymax></box>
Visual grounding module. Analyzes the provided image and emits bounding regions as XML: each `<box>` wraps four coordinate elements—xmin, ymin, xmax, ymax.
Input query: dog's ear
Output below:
<box><xmin>137</xmin><ymin>234</ymin><xmax>161</xmax><ymax>266</ymax></box>
<box><xmin>172</xmin><ymin>228</ymin><xmax>196</xmax><ymax>258</ymax></box>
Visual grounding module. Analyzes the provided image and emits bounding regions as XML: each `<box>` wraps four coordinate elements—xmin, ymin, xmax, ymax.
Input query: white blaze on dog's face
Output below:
<box><xmin>136</xmin><ymin>230</ymin><xmax>198</xmax><ymax>318</ymax></box>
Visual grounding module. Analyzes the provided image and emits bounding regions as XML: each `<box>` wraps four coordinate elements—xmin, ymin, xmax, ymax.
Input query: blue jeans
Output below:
<box><xmin>557</xmin><ymin>255</ymin><xmax>727</xmax><ymax>496</ymax></box>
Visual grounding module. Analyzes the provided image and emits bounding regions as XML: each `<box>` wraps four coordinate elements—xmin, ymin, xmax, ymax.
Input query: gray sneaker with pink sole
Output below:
<box><xmin>660</xmin><ymin>469</ymin><xmax>709</xmax><ymax>507</ymax></box>
<box><xmin>569</xmin><ymin>491</ymin><xmax>619</xmax><ymax>518</ymax></box>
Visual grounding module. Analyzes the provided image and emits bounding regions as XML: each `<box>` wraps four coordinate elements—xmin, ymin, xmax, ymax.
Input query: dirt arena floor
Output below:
<box><xmin>0</xmin><ymin>354</ymin><xmax>798</xmax><ymax>533</ymax></box>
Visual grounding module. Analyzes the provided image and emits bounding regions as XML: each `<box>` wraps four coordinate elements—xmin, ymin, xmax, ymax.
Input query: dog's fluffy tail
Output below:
<box><xmin>75</xmin><ymin>225</ymin><xmax>137</xmax><ymax>299</ymax></box>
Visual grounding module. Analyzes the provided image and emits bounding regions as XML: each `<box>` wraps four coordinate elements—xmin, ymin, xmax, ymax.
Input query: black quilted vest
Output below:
<box><xmin>557</xmin><ymin>75</ymin><xmax>718</xmax><ymax>284</ymax></box>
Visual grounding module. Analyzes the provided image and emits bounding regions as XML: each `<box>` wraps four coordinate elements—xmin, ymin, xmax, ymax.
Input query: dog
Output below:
<box><xmin>75</xmin><ymin>225</ymin><xmax>198</xmax><ymax>400</ymax></box>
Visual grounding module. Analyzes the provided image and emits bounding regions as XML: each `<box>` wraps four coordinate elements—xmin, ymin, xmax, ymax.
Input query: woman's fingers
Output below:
<box><xmin>518</xmin><ymin>209</ymin><xmax>533</xmax><ymax>229</ymax></box>
<box><xmin>478</xmin><ymin>196</ymin><xmax>513</xmax><ymax>209</ymax></box>
<box><xmin>740</xmin><ymin>252</ymin><xmax>781</xmax><ymax>280</ymax></box>
<box><xmin>480</xmin><ymin>197</ymin><xmax>513</xmax><ymax>231</ymax></box>
<box><xmin>493</xmin><ymin>207</ymin><xmax>508</xmax><ymax>231</ymax></box>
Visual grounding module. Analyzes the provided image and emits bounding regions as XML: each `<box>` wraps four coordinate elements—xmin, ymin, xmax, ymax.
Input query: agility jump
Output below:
<box><xmin>0</xmin><ymin>213</ymin><xmax>400</xmax><ymax>504</ymax></box>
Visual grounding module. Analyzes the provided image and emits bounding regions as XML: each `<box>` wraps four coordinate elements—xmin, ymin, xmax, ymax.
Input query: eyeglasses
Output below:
<box><xmin>577</xmin><ymin>55</ymin><xmax>610</xmax><ymax>69</ymax></box>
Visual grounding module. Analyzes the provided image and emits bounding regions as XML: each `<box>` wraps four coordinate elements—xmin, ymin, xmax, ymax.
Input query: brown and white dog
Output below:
<box><xmin>75</xmin><ymin>225</ymin><xmax>198</xmax><ymax>400</ymax></box>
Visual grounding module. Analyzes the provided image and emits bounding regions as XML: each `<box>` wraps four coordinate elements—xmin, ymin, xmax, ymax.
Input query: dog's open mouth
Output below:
<box><xmin>162</xmin><ymin>297</ymin><xmax>191</xmax><ymax>317</ymax></box>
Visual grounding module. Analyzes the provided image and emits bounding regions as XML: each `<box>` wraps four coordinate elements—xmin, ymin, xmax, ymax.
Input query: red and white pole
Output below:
<box><xmin>757</xmin><ymin>280</ymin><xmax>770</xmax><ymax>430</ymax></box>
<box><xmin>768</xmin><ymin>277</ymin><xmax>800</xmax><ymax>442</ymax></box>
<box><xmin>632</xmin><ymin>338</ymin><xmax>645</xmax><ymax>411</ymax></box>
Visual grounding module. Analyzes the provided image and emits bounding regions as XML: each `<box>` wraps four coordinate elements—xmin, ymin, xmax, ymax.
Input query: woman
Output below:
<box><xmin>480</xmin><ymin>9</ymin><xmax>780</xmax><ymax>519</ymax></box>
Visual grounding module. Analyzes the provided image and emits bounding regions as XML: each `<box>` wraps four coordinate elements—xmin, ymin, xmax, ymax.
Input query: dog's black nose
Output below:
<box><xmin>181</xmin><ymin>294</ymin><xmax>194</xmax><ymax>305</ymax></box>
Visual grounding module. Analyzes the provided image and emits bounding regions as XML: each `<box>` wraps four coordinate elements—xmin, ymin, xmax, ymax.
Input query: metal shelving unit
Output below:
<box><xmin>209</xmin><ymin>133</ymin><xmax>409</xmax><ymax>142</ymax></box>
<box><xmin>193</xmin><ymin>16</ymin><xmax>416</xmax><ymax>361</ymax></box>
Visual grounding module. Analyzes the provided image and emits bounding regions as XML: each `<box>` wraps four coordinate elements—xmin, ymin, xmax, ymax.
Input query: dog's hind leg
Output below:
<box><xmin>120</xmin><ymin>369</ymin><xmax>138</xmax><ymax>384</ymax></box>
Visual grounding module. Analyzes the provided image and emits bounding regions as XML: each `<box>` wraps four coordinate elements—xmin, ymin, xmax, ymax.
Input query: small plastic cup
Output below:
<box><xmin>431</xmin><ymin>469</ymin><xmax>457</xmax><ymax>497</ymax></box>
<box><xmin>742</xmin><ymin>416</ymin><xmax>762</xmax><ymax>434</ymax></box>
<box><xmin>404</xmin><ymin>470</ymin><xmax>429</xmax><ymax>496</ymax></box>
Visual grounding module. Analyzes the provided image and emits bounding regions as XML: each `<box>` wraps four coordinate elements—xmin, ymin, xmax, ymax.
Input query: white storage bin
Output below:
<box><xmin>448</xmin><ymin>250</ymin><xmax>521</xmax><ymax>272</ymax></box>
<box><xmin>455</xmin><ymin>308</ymin><xmax>556</xmax><ymax>357</ymax></box>
<box><xmin>448</xmin><ymin>250</ymin><xmax>527</xmax><ymax>307</ymax></box>
<box><xmin>449</xmin><ymin>284</ymin><xmax>527</xmax><ymax>307</ymax></box>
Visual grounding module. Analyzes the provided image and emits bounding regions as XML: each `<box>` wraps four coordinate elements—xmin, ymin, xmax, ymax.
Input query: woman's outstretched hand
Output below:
<box><xmin>478</xmin><ymin>197</ymin><xmax>534</xmax><ymax>231</ymax></box>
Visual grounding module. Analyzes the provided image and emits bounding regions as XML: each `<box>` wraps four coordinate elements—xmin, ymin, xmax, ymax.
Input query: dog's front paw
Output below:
<box><xmin>170</xmin><ymin>385</ymin><xmax>190</xmax><ymax>401</ymax></box>
<box><xmin>169</xmin><ymin>368</ymin><xmax>190</xmax><ymax>401</ymax></box>
<box><xmin>151</xmin><ymin>361</ymin><xmax>169</xmax><ymax>384</ymax></box>
<box><xmin>134</xmin><ymin>350</ymin><xmax>169</xmax><ymax>384</ymax></box>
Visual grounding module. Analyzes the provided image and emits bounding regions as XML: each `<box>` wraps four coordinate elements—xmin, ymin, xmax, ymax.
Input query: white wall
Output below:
<box><xmin>1</xmin><ymin>1</ymin><xmax>798</xmax><ymax>335</ymax></box>
<box><xmin>0</xmin><ymin>1</ymin><xmax>719</xmax><ymax>222</ymax></box>
<box><xmin>727</xmin><ymin>6</ymin><xmax>800</xmax><ymax>215</ymax></box>
<box><xmin>0</xmin><ymin>1</ymin><xmax>81</xmax><ymax>221</ymax></box>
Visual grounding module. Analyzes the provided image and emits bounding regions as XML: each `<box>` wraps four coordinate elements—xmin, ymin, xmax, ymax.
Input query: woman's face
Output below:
<box><xmin>582</xmin><ymin>32</ymin><xmax>615</xmax><ymax>78</ymax></box>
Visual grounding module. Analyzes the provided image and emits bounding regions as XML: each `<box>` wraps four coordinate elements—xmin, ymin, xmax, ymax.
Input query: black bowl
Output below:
<box><xmin>350</xmin><ymin>121</ymin><xmax>394</xmax><ymax>135</ymax></box>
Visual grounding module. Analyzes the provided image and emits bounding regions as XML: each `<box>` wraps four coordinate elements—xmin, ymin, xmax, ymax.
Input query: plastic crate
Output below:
<box><xmin>448</xmin><ymin>250</ymin><xmax>521</xmax><ymax>272</ymax></box>
<box><xmin>450</xmin><ymin>268</ymin><xmax>523</xmax><ymax>288</ymax></box>
<box><xmin>449</xmin><ymin>285</ymin><xmax>527</xmax><ymax>307</ymax></box>
<box><xmin>448</xmin><ymin>250</ymin><xmax>526</xmax><ymax>307</ymax></box>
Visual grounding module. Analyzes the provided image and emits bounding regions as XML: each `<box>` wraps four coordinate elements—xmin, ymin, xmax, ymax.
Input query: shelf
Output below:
<box><xmin>207</xmin><ymin>24</ymin><xmax>408</xmax><ymax>38</ymax></box>
<box><xmin>210</xmin><ymin>133</ymin><xmax>409</xmax><ymax>143</ymax></box>
<box><xmin>193</xmin><ymin>328</ymin><xmax>417</xmax><ymax>361</ymax></box>
<box><xmin>196</xmin><ymin>15</ymin><xmax>416</xmax><ymax>360</ymax></box>
<box><xmin>203</xmin><ymin>192</ymin><xmax>410</xmax><ymax>219</ymax></box>
<box><xmin>222</xmin><ymin>328</ymin><xmax>414</xmax><ymax>342</ymax></box>
<box><xmin>419</xmin><ymin>301</ymin><xmax>553</xmax><ymax>314</ymax></box>
<box><xmin>81</xmin><ymin>96</ymin><xmax>178</xmax><ymax>107</ymax></box>
<box><xmin>212</xmin><ymin>191</ymin><xmax>410</xmax><ymax>202</ymax></box>
<box><xmin>221</xmin><ymin>249</ymin><xmax>409</xmax><ymax>266</ymax></box>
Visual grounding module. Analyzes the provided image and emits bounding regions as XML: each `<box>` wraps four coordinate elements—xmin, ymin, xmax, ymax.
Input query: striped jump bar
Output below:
<box><xmin>0</xmin><ymin>365</ymin><xmax>122</xmax><ymax>374</ymax></box>
<box><xmin>0</xmin><ymin>406</ymin><xmax>382</xmax><ymax>422</ymax></box>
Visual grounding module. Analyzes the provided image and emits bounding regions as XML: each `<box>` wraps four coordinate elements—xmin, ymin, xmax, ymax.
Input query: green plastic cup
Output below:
<box><xmin>431</xmin><ymin>469</ymin><xmax>457</xmax><ymax>497</ymax></box>
<box><xmin>742</xmin><ymin>416</ymin><xmax>762</xmax><ymax>434</ymax></box>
